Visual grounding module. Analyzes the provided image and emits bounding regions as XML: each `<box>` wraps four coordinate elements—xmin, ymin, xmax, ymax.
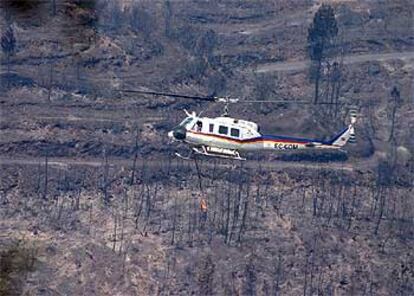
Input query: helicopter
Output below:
<box><xmin>121</xmin><ymin>89</ymin><xmax>357</xmax><ymax>161</ymax></box>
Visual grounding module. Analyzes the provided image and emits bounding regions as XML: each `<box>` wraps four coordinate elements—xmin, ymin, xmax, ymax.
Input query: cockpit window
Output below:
<box><xmin>178</xmin><ymin>117</ymin><xmax>193</xmax><ymax>128</ymax></box>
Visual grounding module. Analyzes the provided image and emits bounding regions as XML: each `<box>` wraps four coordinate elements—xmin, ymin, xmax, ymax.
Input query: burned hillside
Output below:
<box><xmin>0</xmin><ymin>0</ymin><xmax>413</xmax><ymax>295</ymax></box>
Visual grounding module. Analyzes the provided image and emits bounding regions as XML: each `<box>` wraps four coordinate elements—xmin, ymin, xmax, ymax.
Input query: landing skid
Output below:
<box><xmin>174</xmin><ymin>146</ymin><xmax>245</xmax><ymax>161</ymax></box>
<box><xmin>193</xmin><ymin>146</ymin><xmax>246</xmax><ymax>161</ymax></box>
<box><xmin>174</xmin><ymin>149</ymin><xmax>194</xmax><ymax>160</ymax></box>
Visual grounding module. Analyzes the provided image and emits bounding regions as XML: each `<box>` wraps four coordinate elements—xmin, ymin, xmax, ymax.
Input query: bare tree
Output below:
<box><xmin>324</xmin><ymin>59</ymin><xmax>344</xmax><ymax>119</ymax></box>
<box><xmin>252</xmin><ymin>73</ymin><xmax>275</xmax><ymax>115</ymax></box>
<box><xmin>1</xmin><ymin>25</ymin><xmax>16</xmax><ymax>77</ymax></box>
<box><xmin>112</xmin><ymin>211</ymin><xmax>118</xmax><ymax>251</ymax></box>
<box><xmin>243</xmin><ymin>259</ymin><xmax>257</xmax><ymax>296</ymax></box>
<box><xmin>106</xmin><ymin>1</ymin><xmax>123</xmax><ymax>32</ymax></box>
<box><xmin>47</xmin><ymin>62</ymin><xmax>54</xmax><ymax>101</ymax></box>
<box><xmin>237</xmin><ymin>178</ymin><xmax>250</xmax><ymax>243</ymax></box>
<box><xmin>307</xmin><ymin>4</ymin><xmax>338</xmax><ymax>104</ymax></box>
<box><xmin>388</xmin><ymin>86</ymin><xmax>402</xmax><ymax>143</ymax></box>
<box><xmin>163</xmin><ymin>0</ymin><xmax>173</xmax><ymax>37</ymax></box>
<box><xmin>103</xmin><ymin>158</ymin><xmax>110</xmax><ymax>202</ymax></box>
<box><xmin>224</xmin><ymin>180</ymin><xmax>232</xmax><ymax>244</ymax></box>
<box><xmin>196</xmin><ymin>254</ymin><xmax>215</xmax><ymax>295</ymax></box>
<box><xmin>50</xmin><ymin>0</ymin><xmax>56</xmax><ymax>16</ymax></box>
<box><xmin>196</xmin><ymin>29</ymin><xmax>217</xmax><ymax>65</ymax></box>
<box><xmin>273</xmin><ymin>253</ymin><xmax>284</xmax><ymax>295</ymax></box>
<box><xmin>129</xmin><ymin>3</ymin><xmax>155</xmax><ymax>40</ymax></box>
<box><xmin>374</xmin><ymin>186</ymin><xmax>386</xmax><ymax>235</ymax></box>
<box><xmin>171</xmin><ymin>193</ymin><xmax>178</xmax><ymax>245</ymax></box>
<box><xmin>43</xmin><ymin>154</ymin><xmax>49</xmax><ymax>200</ymax></box>
<box><xmin>130</xmin><ymin>129</ymin><xmax>140</xmax><ymax>185</ymax></box>
<box><xmin>229</xmin><ymin>177</ymin><xmax>243</xmax><ymax>243</ymax></box>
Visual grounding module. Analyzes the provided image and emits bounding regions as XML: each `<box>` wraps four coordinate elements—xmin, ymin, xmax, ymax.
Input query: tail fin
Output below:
<box><xmin>329</xmin><ymin>109</ymin><xmax>357</xmax><ymax>147</ymax></box>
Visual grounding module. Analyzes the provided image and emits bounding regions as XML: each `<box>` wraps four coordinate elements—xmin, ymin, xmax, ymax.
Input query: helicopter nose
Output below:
<box><xmin>169</xmin><ymin>127</ymin><xmax>186</xmax><ymax>140</ymax></box>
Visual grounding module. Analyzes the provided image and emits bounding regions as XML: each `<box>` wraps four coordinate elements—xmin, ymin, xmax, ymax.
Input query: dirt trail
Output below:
<box><xmin>255</xmin><ymin>51</ymin><xmax>414</xmax><ymax>73</ymax></box>
<box><xmin>0</xmin><ymin>156</ymin><xmax>370</xmax><ymax>172</ymax></box>
<box><xmin>0</xmin><ymin>115</ymin><xmax>163</xmax><ymax>124</ymax></box>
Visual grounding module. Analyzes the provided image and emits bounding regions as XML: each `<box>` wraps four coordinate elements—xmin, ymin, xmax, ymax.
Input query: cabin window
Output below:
<box><xmin>218</xmin><ymin>125</ymin><xmax>228</xmax><ymax>135</ymax></box>
<box><xmin>209</xmin><ymin>124</ymin><xmax>214</xmax><ymax>133</ymax></box>
<box><xmin>230</xmin><ymin>128</ymin><xmax>240</xmax><ymax>137</ymax></box>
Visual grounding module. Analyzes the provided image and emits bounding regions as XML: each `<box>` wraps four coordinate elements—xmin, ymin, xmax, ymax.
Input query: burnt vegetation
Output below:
<box><xmin>0</xmin><ymin>0</ymin><xmax>413</xmax><ymax>295</ymax></box>
<box><xmin>0</xmin><ymin>156</ymin><xmax>413</xmax><ymax>294</ymax></box>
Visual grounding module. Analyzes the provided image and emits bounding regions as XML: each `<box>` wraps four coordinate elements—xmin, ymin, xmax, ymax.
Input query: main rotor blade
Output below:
<box><xmin>120</xmin><ymin>89</ymin><xmax>215</xmax><ymax>102</ymax></box>
<box><xmin>240</xmin><ymin>100</ymin><xmax>342</xmax><ymax>105</ymax></box>
<box><xmin>119</xmin><ymin>89</ymin><xmax>342</xmax><ymax>105</ymax></box>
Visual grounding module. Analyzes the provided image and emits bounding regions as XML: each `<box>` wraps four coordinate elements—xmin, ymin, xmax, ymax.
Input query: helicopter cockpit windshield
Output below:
<box><xmin>177</xmin><ymin>117</ymin><xmax>194</xmax><ymax>129</ymax></box>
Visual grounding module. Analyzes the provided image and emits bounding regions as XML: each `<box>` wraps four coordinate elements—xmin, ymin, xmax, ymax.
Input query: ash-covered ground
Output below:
<box><xmin>0</xmin><ymin>0</ymin><xmax>413</xmax><ymax>295</ymax></box>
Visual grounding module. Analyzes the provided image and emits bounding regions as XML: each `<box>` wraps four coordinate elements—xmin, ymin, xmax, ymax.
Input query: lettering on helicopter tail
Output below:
<box><xmin>274</xmin><ymin>143</ymin><xmax>299</xmax><ymax>150</ymax></box>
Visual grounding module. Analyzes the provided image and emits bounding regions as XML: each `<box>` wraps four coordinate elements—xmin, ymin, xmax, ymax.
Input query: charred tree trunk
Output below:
<box><xmin>43</xmin><ymin>154</ymin><xmax>49</xmax><ymax>200</ymax></box>
<box><xmin>313</xmin><ymin>60</ymin><xmax>322</xmax><ymax>104</ymax></box>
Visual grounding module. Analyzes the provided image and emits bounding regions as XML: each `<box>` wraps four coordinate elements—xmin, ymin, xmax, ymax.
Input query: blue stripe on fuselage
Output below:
<box><xmin>261</xmin><ymin>126</ymin><xmax>349</xmax><ymax>145</ymax></box>
<box><xmin>260</xmin><ymin>134</ymin><xmax>326</xmax><ymax>144</ymax></box>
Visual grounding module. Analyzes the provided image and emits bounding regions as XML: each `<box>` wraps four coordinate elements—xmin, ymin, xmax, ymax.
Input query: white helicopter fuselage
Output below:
<box><xmin>168</xmin><ymin>113</ymin><xmax>355</xmax><ymax>159</ymax></box>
